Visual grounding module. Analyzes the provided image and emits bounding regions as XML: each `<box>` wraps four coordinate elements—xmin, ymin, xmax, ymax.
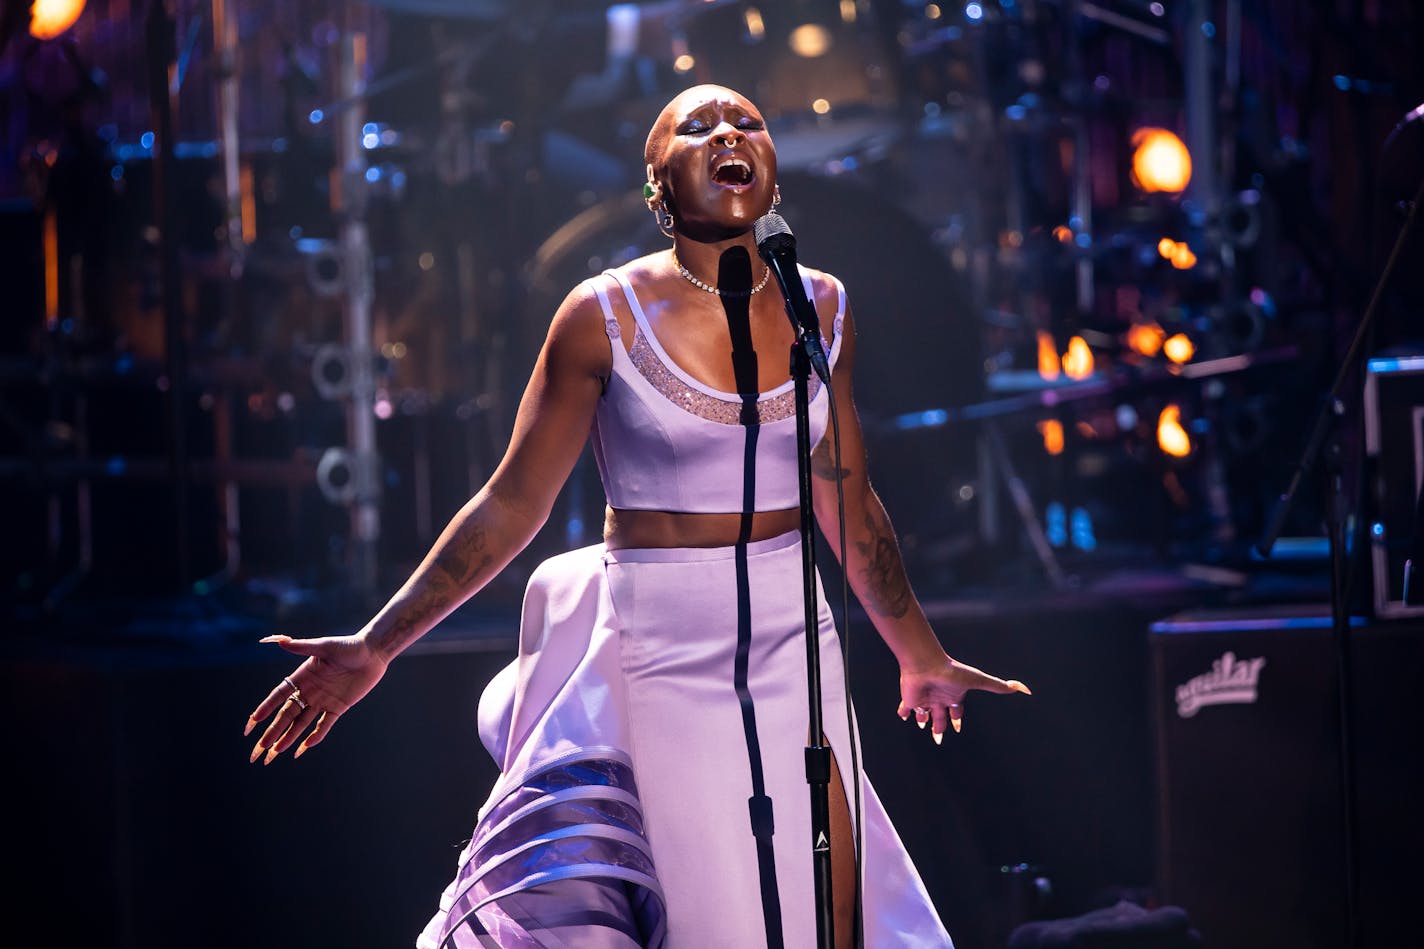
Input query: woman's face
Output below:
<box><xmin>648</xmin><ymin>85</ymin><xmax>777</xmax><ymax>240</ymax></box>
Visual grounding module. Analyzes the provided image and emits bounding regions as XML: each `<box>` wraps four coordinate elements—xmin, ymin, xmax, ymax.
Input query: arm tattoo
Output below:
<box><xmin>811</xmin><ymin>439</ymin><xmax>853</xmax><ymax>482</ymax></box>
<box><xmin>376</xmin><ymin>516</ymin><xmax>493</xmax><ymax>657</ymax></box>
<box><xmin>432</xmin><ymin>517</ymin><xmax>493</xmax><ymax>586</ymax></box>
<box><xmin>853</xmin><ymin>508</ymin><xmax>912</xmax><ymax>619</ymax></box>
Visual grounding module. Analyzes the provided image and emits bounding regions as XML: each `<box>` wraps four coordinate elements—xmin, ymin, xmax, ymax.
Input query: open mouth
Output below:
<box><xmin>712</xmin><ymin>157</ymin><xmax>754</xmax><ymax>186</ymax></box>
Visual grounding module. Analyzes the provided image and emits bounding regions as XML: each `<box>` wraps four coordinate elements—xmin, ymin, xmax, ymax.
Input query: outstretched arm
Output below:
<box><xmin>246</xmin><ymin>282</ymin><xmax>613</xmax><ymax>762</ymax></box>
<box><xmin>809</xmin><ymin>288</ymin><xmax>1029</xmax><ymax>743</ymax></box>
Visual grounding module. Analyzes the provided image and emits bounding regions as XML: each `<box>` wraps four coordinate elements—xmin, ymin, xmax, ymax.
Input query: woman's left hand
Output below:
<box><xmin>897</xmin><ymin>655</ymin><xmax>1031</xmax><ymax>743</ymax></box>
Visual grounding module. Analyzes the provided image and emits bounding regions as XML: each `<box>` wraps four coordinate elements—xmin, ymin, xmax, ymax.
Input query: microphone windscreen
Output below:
<box><xmin>753</xmin><ymin>211</ymin><xmax>794</xmax><ymax>250</ymax></box>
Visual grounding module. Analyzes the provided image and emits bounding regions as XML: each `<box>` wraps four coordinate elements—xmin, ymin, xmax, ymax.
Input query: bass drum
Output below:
<box><xmin>518</xmin><ymin>172</ymin><xmax>985</xmax><ymax>573</ymax></box>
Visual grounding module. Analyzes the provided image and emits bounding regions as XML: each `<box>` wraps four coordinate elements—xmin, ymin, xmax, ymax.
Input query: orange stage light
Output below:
<box><xmin>1131</xmin><ymin>128</ymin><xmax>1192</xmax><ymax>194</ymax></box>
<box><xmin>1157</xmin><ymin>405</ymin><xmax>1192</xmax><ymax>457</ymax></box>
<box><xmin>1127</xmin><ymin>323</ymin><xmax>1165</xmax><ymax>357</ymax></box>
<box><xmin>32</xmin><ymin>0</ymin><xmax>87</xmax><ymax>40</ymax></box>
<box><xmin>1037</xmin><ymin>419</ymin><xmax>1065</xmax><ymax>456</ymax></box>
<box><xmin>1163</xmin><ymin>333</ymin><xmax>1196</xmax><ymax>364</ymax></box>
<box><xmin>1037</xmin><ymin>330</ymin><xmax>1060</xmax><ymax>381</ymax></box>
<box><xmin>1062</xmin><ymin>335</ymin><xmax>1094</xmax><ymax>380</ymax></box>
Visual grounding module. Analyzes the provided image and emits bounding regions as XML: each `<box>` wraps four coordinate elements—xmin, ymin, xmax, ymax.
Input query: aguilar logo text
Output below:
<box><xmin>1175</xmin><ymin>651</ymin><xmax>1266</xmax><ymax>718</ymax></box>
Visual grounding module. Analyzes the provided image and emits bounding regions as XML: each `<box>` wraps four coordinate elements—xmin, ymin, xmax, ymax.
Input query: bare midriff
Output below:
<box><xmin>604</xmin><ymin>506</ymin><xmax>800</xmax><ymax>550</ymax></box>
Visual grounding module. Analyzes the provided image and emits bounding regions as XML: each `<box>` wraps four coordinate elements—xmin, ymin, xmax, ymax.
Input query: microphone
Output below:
<box><xmin>754</xmin><ymin>211</ymin><xmax>832</xmax><ymax>386</ymax></box>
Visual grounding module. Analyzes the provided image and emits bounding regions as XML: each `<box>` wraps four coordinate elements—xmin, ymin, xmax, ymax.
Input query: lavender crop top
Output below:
<box><xmin>588</xmin><ymin>267</ymin><xmax>845</xmax><ymax>514</ymax></box>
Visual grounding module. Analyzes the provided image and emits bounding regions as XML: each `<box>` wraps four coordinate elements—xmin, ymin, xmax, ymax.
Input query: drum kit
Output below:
<box><xmin>3</xmin><ymin>0</ymin><xmax>1279</xmax><ymax>605</ymax></box>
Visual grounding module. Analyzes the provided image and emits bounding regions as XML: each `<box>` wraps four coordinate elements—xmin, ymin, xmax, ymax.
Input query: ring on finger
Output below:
<box><xmin>288</xmin><ymin>692</ymin><xmax>308</xmax><ymax>712</ymax></box>
<box><xmin>914</xmin><ymin>706</ymin><xmax>930</xmax><ymax>715</ymax></box>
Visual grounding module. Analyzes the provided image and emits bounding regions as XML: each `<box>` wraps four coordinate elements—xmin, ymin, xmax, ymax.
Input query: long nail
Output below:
<box><xmin>249</xmin><ymin>744</ymin><xmax>265</xmax><ymax>764</ymax></box>
<box><xmin>917</xmin><ymin>719</ymin><xmax>926</xmax><ymax>730</ymax></box>
<box><xmin>264</xmin><ymin>746</ymin><xmax>279</xmax><ymax>766</ymax></box>
<box><xmin>1008</xmin><ymin>680</ymin><xmax>1032</xmax><ymax>695</ymax></box>
<box><xmin>933</xmin><ymin>730</ymin><xmax>943</xmax><ymax>746</ymax></box>
<box><xmin>294</xmin><ymin>745</ymin><xmax>307</xmax><ymax>760</ymax></box>
<box><xmin>951</xmin><ymin>717</ymin><xmax>962</xmax><ymax>734</ymax></box>
<box><xmin>244</xmin><ymin>718</ymin><xmax>255</xmax><ymax>736</ymax></box>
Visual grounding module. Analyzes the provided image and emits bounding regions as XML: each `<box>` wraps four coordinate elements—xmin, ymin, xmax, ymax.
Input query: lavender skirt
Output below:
<box><xmin>417</xmin><ymin>532</ymin><xmax>952</xmax><ymax>948</ymax></box>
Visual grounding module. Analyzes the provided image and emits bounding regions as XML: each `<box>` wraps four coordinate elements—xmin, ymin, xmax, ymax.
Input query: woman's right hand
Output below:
<box><xmin>245</xmin><ymin>634</ymin><xmax>389</xmax><ymax>765</ymax></box>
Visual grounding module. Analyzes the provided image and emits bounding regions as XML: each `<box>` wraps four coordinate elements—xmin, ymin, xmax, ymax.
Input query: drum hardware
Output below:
<box><xmin>315</xmin><ymin>446</ymin><xmax>369</xmax><ymax>506</ymax></box>
<box><xmin>299</xmin><ymin>238</ymin><xmax>346</xmax><ymax>298</ymax></box>
<box><xmin>310</xmin><ymin>342</ymin><xmax>355</xmax><ymax>400</ymax></box>
<box><xmin>879</xmin><ymin>345</ymin><xmax>1300</xmax><ymax>578</ymax></box>
<box><xmin>1218</xmin><ymin>188</ymin><xmax>1263</xmax><ymax>249</ymax></box>
<box><xmin>1209</xmin><ymin>299</ymin><xmax>1266</xmax><ymax>355</ymax></box>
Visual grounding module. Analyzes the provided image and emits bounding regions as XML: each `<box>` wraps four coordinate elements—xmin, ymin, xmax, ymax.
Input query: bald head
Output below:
<box><xmin>644</xmin><ymin>84</ymin><xmax>761</xmax><ymax>172</ymax></box>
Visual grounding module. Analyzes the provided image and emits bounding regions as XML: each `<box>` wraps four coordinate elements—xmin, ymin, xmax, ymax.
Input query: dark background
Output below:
<box><xmin>4</xmin><ymin>0</ymin><xmax>1424</xmax><ymax>945</ymax></box>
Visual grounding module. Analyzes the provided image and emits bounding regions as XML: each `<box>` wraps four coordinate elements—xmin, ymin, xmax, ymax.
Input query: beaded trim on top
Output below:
<box><xmin>627</xmin><ymin>327</ymin><xmax>823</xmax><ymax>426</ymax></box>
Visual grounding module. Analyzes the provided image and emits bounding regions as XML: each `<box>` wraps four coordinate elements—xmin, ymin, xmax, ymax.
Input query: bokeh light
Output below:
<box><xmin>1127</xmin><ymin>323</ymin><xmax>1165</xmax><ymax>357</ymax></box>
<box><xmin>1163</xmin><ymin>333</ymin><xmax>1196</xmax><ymax>364</ymax></box>
<box><xmin>1038</xmin><ymin>419</ymin><xmax>1065</xmax><ymax>455</ymax></box>
<box><xmin>1062</xmin><ymin>335</ymin><xmax>1094</xmax><ymax>380</ymax></box>
<box><xmin>788</xmin><ymin>24</ymin><xmax>833</xmax><ymax>58</ymax></box>
<box><xmin>1157</xmin><ymin>405</ymin><xmax>1192</xmax><ymax>457</ymax></box>
<box><xmin>1131</xmin><ymin>128</ymin><xmax>1192</xmax><ymax>193</ymax></box>
<box><xmin>31</xmin><ymin>0</ymin><xmax>86</xmax><ymax>40</ymax></box>
<box><xmin>1037</xmin><ymin>330</ymin><xmax>1061</xmax><ymax>381</ymax></box>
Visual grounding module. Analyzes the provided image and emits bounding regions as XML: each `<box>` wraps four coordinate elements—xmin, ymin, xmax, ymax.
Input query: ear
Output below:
<box><xmin>645</xmin><ymin>163</ymin><xmax>657</xmax><ymax>184</ymax></box>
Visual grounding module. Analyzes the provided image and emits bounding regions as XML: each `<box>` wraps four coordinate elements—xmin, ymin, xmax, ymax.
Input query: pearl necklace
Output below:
<box><xmin>672</xmin><ymin>250</ymin><xmax>772</xmax><ymax>298</ymax></box>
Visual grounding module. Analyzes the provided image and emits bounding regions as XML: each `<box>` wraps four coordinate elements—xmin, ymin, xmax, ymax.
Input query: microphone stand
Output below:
<box><xmin>1255</xmin><ymin>171</ymin><xmax>1424</xmax><ymax>949</ymax></box>
<box><xmin>789</xmin><ymin>328</ymin><xmax>836</xmax><ymax>949</ymax></box>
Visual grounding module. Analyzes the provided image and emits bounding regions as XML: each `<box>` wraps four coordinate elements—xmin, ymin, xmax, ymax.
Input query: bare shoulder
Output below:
<box><xmin>544</xmin><ymin>278</ymin><xmax>614</xmax><ymax>379</ymax></box>
<box><xmin>798</xmin><ymin>265</ymin><xmax>854</xmax><ymax>326</ymax></box>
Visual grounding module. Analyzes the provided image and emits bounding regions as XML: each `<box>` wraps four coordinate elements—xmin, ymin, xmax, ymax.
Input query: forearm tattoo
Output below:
<box><xmin>377</xmin><ymin>516</ymin><xmax>493</xmax><ymax>656</ymax></box>
<box><xmin>854</xmin><ymin>508</ymin><xmax>912</xmax><ymax>619</ymax></box>
<box><xmin>432</xmin><ymin>517</ymin><xmax>493</xmax><ymax>586</ymax></box>
<box><xmin>381</xmin><ymin>570</ymin><xmax>456</xmax><ymax>655</ymax></box>
<box><xmin>811</xmin><ymin>439</ymin><xmax>853</xmax><ymax>482</ymax></box>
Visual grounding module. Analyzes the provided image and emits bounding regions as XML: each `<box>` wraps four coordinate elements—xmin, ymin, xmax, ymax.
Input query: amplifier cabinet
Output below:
<box><xmin>1150</xmin><ymin>608</ymin><xmax>1422</xmax><ymax>949</ymax></box>
<box><xmin>1365</xmin><ymin>354</ymin><xmax>1424</xmax><ymax>617</ymax></box>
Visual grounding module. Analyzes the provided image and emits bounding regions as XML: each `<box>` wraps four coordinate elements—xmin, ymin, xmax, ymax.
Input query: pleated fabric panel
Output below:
<box><xmin>434</xmin><ymin>752</ymin><xmax>667</xmax><ymax>948</ymax></box>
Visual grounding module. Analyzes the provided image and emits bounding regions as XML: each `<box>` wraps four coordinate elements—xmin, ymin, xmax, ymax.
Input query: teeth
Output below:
<box><xmin>713</xmin><ymin>157</ymin><xmax>752</xmax><ymax>184</ymax></box>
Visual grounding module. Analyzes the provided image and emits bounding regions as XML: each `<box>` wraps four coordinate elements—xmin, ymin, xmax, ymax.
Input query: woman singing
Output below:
<box><xmin>246</xmin><ymin>85</ymin><xmax>1030</xmax><ymax>948</ymax></box>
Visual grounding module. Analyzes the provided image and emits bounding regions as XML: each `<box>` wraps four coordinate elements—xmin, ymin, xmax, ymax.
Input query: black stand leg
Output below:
<box><xmin>791</xmin><ymin>343</ymin><xmax>835</xmax><ymax>949</ymax></box>
<box><xmin>1322</xmin><ymin>409</ymin><xmax>1360</xmax><ymax>946</ymax></box>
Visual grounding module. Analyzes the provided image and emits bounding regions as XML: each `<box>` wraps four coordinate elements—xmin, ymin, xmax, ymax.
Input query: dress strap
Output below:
<box><xmin>795</xmin><ymin>267</ymin><xmax>847</xmax><ymax>368</ymax></box>
<box><xmin>603</xmin><ymin>269</ymin><xmax>656</xmax><ymax>342</ymax></box>
<box><xmin>588</xmin><ymin>276</ymin><xmax>624</xmax><ymax>344</ymax></box>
